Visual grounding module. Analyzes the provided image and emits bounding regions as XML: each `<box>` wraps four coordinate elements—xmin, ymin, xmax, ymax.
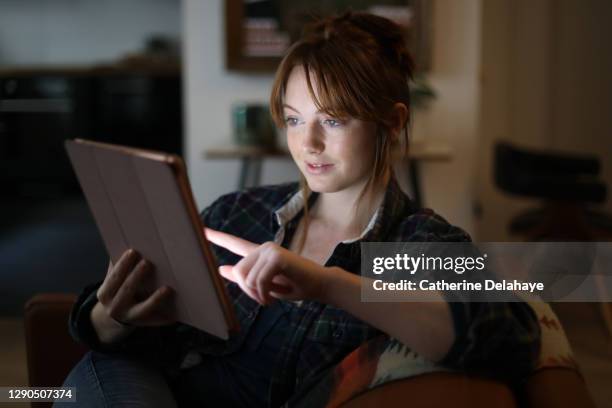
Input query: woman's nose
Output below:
<box><xmin>302</xmin><ymin>122</ymin><xmax>324</xmax><ymax>154</ymax></box>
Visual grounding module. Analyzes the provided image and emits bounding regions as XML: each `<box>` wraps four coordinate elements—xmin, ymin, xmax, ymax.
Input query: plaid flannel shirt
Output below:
<box><xmin>69</xmin><ymin>176</ymin><xmax>541</xmax><ymax>407</ymax></box>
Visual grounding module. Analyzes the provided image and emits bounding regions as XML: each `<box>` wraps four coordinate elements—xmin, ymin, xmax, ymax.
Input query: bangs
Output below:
<box><xmin>270</xmin><ymin>39</ymin><xmax>387</xmax><ymax>128</ymax></box>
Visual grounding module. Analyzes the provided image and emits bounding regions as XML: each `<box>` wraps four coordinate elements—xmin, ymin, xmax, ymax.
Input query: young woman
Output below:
<box><xmin>58</xmin><ymin>12</ymin><xmax>540</xmax><ymax>408</ymax></box>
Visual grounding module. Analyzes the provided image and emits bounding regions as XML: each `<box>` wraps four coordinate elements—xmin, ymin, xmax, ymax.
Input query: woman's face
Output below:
<box><xmin>283</xmin><ymin>67</ymin><xmax>377</xmax><ymax>194</ymax></box>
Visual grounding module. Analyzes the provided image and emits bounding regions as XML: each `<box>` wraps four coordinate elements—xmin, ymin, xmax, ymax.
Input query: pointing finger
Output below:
<box><xmin>220</xmin><ymin>265</ymin><xmax>292</xmax><ymax>297</ymax></box>
<box><xmin>204</xmin><ymin>227</ymin><xmax>258</xmax><ymax>257</ymax></box>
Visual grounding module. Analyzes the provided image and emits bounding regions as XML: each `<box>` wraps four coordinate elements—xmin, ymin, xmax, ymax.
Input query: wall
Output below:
<box><xmin>0</xmin><ymin>0</ymin><xmax>181</xmax><ymax>66</ymax></box>
<box><xmin>413</xmin><ymin>0</ymin><xmax>482</xmax><ymax>235</ymax></box>
<box><xmin>553</xmin><ymin>0</ymin><xmax>612</xmax><ymax>185</ymax></box>
<box><xmin>182</xmin><ymin>0</ymin><xmax>299</xmax><ymax>212</ymax></box>
<box><xmin>184</xmin><ymin>0</ymin><xmax>482</xmax><ymax>238</ymax></box>
<box><xmin>475</xmin><ymin>0</ymin><xmax>612</xmax><ymax>241</ymax></box>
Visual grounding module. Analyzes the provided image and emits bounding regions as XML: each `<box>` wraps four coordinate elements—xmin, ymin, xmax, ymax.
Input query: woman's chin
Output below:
<box><xmin>303</xmin><ymin>176</ymin><xmax>346</xmax><ymax>194</ymax></box>
<box><xmin>303</xmin><ymin>172</ymin><xmax>371</xmax><ymax>195</ymax></box>
<box><xmin>303</xmin><ymin>176</ymin><xmax>334</xmax><ymax>193</ymax></box>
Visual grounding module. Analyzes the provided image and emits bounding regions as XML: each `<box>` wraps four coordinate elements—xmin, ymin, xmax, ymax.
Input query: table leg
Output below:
<box><xmin>409</xmin><ymin>160</ymin><xmax>423</xmax><ymax>208</ymax></box>
<box><xmin>250</xmin><ymin>159</ymin><xmax>262</xmax><ymax>187</ymax></box>
<box><xmin>238</xmin><ymin>158</ymin><xmax>249</xmax><ymax>190</ymax></box>
<box><xmin>238</xmin><ymin>158</ymin><xmax>263</xmax><ymax>190</ymax></box>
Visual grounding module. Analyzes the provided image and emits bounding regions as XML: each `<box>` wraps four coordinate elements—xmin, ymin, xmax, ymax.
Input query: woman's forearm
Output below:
<box><xmin>322</xmin><ymin>267</ymin><xmax>455</xmax><ymax>362</ymax></box>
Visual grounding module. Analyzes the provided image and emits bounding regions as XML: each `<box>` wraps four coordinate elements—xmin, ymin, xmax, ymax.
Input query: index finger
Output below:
<box><xmin>204</xmin><ymin>227</ymin><xmax>258</xmax><ymax>257</ymax></box>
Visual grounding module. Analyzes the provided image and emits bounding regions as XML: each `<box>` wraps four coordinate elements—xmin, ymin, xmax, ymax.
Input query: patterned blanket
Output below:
<box><xmin>283</xmin><ymin>301</ymin><xmax>578</xmax><ymax>408</ymax></box>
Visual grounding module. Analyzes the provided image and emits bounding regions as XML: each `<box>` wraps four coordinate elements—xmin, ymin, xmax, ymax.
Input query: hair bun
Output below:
<box><xmin>326</xmin><ymin>11</ymin><xmax>415</xmax><ymax>78</ymax></box>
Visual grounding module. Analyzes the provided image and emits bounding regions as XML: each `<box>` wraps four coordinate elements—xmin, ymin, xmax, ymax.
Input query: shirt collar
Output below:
<box><xmin>273</xmin><ymin>175</ymin><xmax>415</xmax><ymax>243</ymax></box>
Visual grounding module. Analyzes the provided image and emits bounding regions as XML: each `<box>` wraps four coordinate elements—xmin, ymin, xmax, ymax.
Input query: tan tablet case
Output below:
<box><xmin>65</xmin><ymin>139</ymin><xmax>238</xmax><ymax>339</ymax></box>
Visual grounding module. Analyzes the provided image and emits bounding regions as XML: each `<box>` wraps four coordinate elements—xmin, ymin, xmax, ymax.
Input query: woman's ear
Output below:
<box><xmin>389</xmin><ymin>103</ymin><xmax>409</xmax><ymax>143</ymax></box>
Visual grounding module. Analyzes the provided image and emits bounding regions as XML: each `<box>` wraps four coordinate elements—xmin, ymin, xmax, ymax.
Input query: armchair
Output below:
<box><xmin>24</xmin><ymin>293</ymin><xmax>595</xmax><ymax>408</ymax></box>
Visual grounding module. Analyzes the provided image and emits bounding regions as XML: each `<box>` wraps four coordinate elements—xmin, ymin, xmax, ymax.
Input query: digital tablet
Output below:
<box><xmin>65</xmin><ymin>138</ymin><xmax>239</xmax><ymax>339</ymax></box>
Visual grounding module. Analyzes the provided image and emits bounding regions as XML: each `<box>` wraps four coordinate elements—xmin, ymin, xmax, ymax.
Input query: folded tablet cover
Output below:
<box><xmin>65</xmin><ymin>139</ymin><xmax>235</xmax><ymax>339</ymax></box>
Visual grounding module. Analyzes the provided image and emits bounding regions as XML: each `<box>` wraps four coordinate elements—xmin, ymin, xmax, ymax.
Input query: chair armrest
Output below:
<box><xmin>340</xmin><ymin>372</ymin><xmax>517</xmax><ymax>408</ymax></box>
<box><xmin>524</xmin><ymin>367</ymin><xmax>597</xmax><ymax>408</ymax></box>
<box><xmin>24</xmin><ymin>293</ymin><xmax>88</xmax><ymax>389</ymax></box>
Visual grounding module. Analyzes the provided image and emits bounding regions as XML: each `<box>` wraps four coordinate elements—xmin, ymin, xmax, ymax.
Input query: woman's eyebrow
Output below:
<box><xmin>282</xmin><ymin>104</ymin><xmax>300</xmax><ymax>114</ymax></box>
<box><xmin>282</xmin><ymin>104</ymin><xmax>328</xmax><ymax>115</ymax></box>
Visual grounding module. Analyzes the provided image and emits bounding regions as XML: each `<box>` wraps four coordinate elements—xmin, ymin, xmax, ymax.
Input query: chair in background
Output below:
<box><xmin>494</xmin><ymin>141</ymin><xmax>611</xmax><ymax>241</ymax></box>
<box><xmin>494</xmin><ymin>141</ymin><xmax>612</xmax><ymax>336</ymax></box>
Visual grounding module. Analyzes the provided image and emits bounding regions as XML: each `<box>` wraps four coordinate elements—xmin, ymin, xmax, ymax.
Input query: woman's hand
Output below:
<box><xmin>204</xmin><ymin>228</ymin><xmax>330</xmax><ymax>305</ymax></box>
<box><xmin>91</xmin><ymin>249</ymin><xmax>176</xmax><ymax>344</ymax></box>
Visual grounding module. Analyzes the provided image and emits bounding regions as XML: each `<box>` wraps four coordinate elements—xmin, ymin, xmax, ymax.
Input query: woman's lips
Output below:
<box><xmin>305</xmin><ymin>162</ymin><xmax>334</xmax><ymax>175</ymax></box>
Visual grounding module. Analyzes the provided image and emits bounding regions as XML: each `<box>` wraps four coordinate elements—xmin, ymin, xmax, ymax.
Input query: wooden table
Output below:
<box><xmin>204</xmin><ymin>139</ymin><xmax>452</xmax><ymax>208</ymax></box>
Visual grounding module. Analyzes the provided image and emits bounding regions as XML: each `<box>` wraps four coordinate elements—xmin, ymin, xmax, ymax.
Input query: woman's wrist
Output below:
<box><xmin>109</xmin><ymin>315</ymin><xmax>135</xmax><ymax>328</ymax></box>
<box><xmin>90</xmin><ymin>301</ymin><xmax>135</xmax><ymax>344</ymax></box>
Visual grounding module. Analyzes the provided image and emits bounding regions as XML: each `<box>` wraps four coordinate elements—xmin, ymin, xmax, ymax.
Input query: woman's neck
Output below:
<box><xmin>310</xmin><ymin>170</ymin><xmax>390</xmax><ymax>233</ymax></box>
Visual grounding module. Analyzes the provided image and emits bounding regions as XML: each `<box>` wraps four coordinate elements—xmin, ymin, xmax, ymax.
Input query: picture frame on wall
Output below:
<box><xmin>225</xmin><ymin>0</ymin><xmax>433</xmax><ymax>73</ymax></box>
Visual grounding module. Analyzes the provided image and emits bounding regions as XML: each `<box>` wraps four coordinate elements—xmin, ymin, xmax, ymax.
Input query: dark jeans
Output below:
<box><xmin>54</xmin><ymin>351</ymin><xmax>177</xmax><ymax>408</ymax></box>
<box><xmin>55</xmin><ymin>300</ymin><xmax>295</xmax><ymax>408</ymax></box>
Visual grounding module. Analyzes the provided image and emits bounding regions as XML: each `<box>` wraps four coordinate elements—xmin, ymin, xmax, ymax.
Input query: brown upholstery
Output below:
<box><xmin>24</xmin><ymin>294</ymin><xmax>597</xmax><ymax>408</ymax></box>
<box><xmin>340</xmin><ymin>372</ymin><xmax>517</xmax><ymax>408</ymax></box>
<box><xmin>24</xmin><ymin>294</ymin><xmax>87</xmax><ymax>408</ymax></box>
<box><xmin>523</xmin><ymin>367</ymin><xmax>597</xmax><ymax>408</ymax></box>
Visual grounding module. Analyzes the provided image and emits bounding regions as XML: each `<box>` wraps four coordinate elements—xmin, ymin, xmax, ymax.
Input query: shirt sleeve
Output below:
<box><xmin>403</xmin><ymin>216</ymin><xmax>541</xmax><ymax>382</ymax></box>
<box><xmin>438</xmin><ymin>298</ymin><xmax>541</xmax><ymax>382</ymax></box>
<box><xmin>68</xmin><ymin>281</ymin><xmax>182</xmax><ymax>365</ymax></box>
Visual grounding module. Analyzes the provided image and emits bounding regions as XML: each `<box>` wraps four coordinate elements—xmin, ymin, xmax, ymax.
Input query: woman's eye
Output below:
<box><xmin>285</xmin><ymin>117</ymin><xmax>299</xmax><ymax>127</ymax></box>
<box><xmin>323</xmin><ymin>119</ymin><xmax>343</xmax><ymax>127</ymax></box>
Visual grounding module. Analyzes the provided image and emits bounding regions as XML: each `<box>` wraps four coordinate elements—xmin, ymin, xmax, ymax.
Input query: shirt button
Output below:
<box><xmin>333</xmin><ymin>330</ymin><xmax>343</xmax><ymax>339</ymax></box>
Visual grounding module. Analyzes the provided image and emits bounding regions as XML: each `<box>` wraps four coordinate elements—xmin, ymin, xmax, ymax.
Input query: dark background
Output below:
<box><xmin>0</xmin><ymin>72</ymin><xmax>182</xmax><ymax>315</ymax></box>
